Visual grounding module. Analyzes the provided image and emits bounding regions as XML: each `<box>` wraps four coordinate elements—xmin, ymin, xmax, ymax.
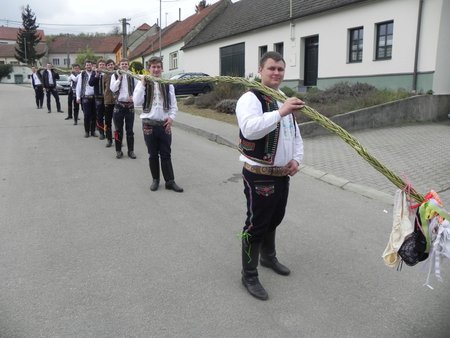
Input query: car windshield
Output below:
<box><xmin>58</xmin><ymin>75</ymin><xmax>69</xmax><ymax>81</ymax></box>
<box><xmin>170</xmin><ymin>74</ymin><xmax>183</xmax><ymax>80</ymax></box>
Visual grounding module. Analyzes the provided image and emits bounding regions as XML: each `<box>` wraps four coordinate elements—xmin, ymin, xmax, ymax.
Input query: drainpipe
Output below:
<box><xmin>412</xmin><ymin>0</ymin><xmax>424</xmax><ymax>93</ymax></box>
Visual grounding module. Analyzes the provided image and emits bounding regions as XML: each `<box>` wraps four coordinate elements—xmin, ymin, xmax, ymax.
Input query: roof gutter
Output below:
<box><xmin>412</xmin><ymin>0</ymin><xmax>424</xmax><ymax>93</ymax></box>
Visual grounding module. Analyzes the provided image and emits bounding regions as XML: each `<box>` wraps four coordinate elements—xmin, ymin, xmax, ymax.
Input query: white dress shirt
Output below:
<box><xmin>133</xmin><ymin>81</ymin><xmax>177</xmax><ymax>121</ymax></box>
<box><xmin>32</xmin><ymin>73</ymin><xmax>42</xmax><ymax>85</ymax></box>
<box><xmin>236</xmin><ymin>90</ymin><xmax>303</xmax><ymax>167</ymax></box>
<box><xmin>110</xmin><ymin>74</ymin><xmax>135</xmax><ymax>102</ymax></box>
<box><xmin>75</xmin><ymin>71</ymin><xmax>94</xmax><ymax>101</ymax></box>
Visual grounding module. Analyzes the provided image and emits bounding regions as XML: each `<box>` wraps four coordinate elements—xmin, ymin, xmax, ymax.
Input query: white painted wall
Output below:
<box><xmin>430</xmin><ymin>0</ymin><xmax>450</xmax><ymax>94</ymax></box>
<box><xmin>182</xmin><ymin>0</ymin><xmax>448</xmax><ymax>92</ymax></box>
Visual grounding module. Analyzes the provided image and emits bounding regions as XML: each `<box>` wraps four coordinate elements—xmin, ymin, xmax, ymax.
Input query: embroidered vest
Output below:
<box><xmin>114</xmin><ymin>74</ymin><xmax>135</xmax><ymax>102</ymax></box>
<box><xmin>80</xmin><ymin>71</ymin><xmax>91</xmax><ymax>98</ymax></box>
<box><xmin>238</xmin><ymin>90</ymin><xmax>280</xmax><ymax>165</ymax></box>
<box><xmin>143</xmin><ymin>82</ymin><xmax>171</xmax><ymax>112</ymax></box>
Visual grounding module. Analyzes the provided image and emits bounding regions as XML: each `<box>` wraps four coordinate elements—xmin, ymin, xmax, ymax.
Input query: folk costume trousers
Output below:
<box><xmin>95</xmin><ymin>97</ymin><xmax>105</xmax><ymax>136</ymax></box>
<box><xmin>67</xmin><ymin>89</ymin><xmax>79</xmax><ymax>119</ymax></box>
<box><xmin>143</xmin><ymin>122</ymin><xmax>178</xmax><ymax>182</ymax></box>
<box><xmin>113</xmin><ymin>102</ymin><xmax>135</xmax><ymax>152</ymax></box>
<box><xmin>81</xmin><ymin>97</ymin><xmax>97</xmax><ymax>134</ymax></box>
<box><xmin>104</xmin><ymin>104</ymin><xmax>114</xmax><ymax>143</ymax></box>
<box><xmin>242</xmin><ymin>168</ymin><xmax>290</xmax><ymax>244</ymax></box>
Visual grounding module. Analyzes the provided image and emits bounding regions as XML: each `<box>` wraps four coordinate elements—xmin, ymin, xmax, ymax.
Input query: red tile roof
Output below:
<box><xmin>128</xmin><ymin>0</ymin><xmax>226</xmax><ymax>59</ymax></box>
<box><xmin>48</xmin><ymin>35</ymin><xmax>122</xmax><ymax>54</ymax></box>
<box><xmin>0</xmin><ymin>42</ymin><xmax>46</xmax><ymax>58</ymax></box>
<box><xmin>136</xmin><ymin>23</ymin><xmax>152</xmax><ymax>31</ymax></box>
<box><xmin>0</xmin><ymin>26</ymin><xmax>45</xmax><ymax>42</ymax></box>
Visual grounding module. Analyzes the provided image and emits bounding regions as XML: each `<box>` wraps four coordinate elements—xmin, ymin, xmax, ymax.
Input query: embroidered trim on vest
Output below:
<box><xmin>143</xmin><ymin>82</ymin><xmax>171</xmax><ymax>112</ymax></box>
<box><xmin>80</xmin><ymin>71</ymin><xmax>90</xmax><ymax>98</ymax></box>
<box><xmin>238</xmin><ymin>90</ymin><xmax>280</xmax><ymax>165</ymax></box>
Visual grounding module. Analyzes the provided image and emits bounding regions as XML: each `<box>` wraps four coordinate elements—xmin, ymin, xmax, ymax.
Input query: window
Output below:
<box><xmin>220</xmin><ymin>42</ymin><xmax>245</xmax><ymax>76</ymax></box>
<box><xmin>274</xmin><ymin>42</ymin><xmax>284</xmax><ymax>56</ymax></box>
<box><xmin>259</xmin><ymin>45</ymin><xmax>268</xmax><ymax>59</ymax></box>
<box><xmin>10</xmin><ymin>61</ymin><xmax>18</xmax><ymax>65</ymax></box>
<box><xmin>0</xmin><ymin>60</ymin><xmax>5</xmax><ymax>64</ymax></box>
<box><xmin>349</xmin><ymin>27</ymin><xmax>363</xmax><ymax>63</ymax></box>
<box><xmin>52</xmin><ymin>58</ymin><xmax>60</xmax><ymax>66</ymax></box>
<box><xmin>169</xmin><ymin>51</ymin><xmax>178</xmax><ymax>70</ymax></box>
<box><xmin>63</xmin><ymin>58</ymin><xmax>70</xmax><ymax>66</ymax></box>
<box><xmin>376</xmin><ymin>21</ymin><xmax>393</xmax><ymax>60</ymax></box>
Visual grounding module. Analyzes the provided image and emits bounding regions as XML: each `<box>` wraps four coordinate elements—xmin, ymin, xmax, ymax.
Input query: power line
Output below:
<box><xmin>0</xmin><ymin>18</ymin><xmax>117</xmax><ymax>27</ymax></box>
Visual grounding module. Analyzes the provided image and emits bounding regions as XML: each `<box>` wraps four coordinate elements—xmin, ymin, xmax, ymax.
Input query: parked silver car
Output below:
<box><xmin>56</xmin><ymin>74</ymin><xmax>71</xmax><ymax>95</ymax></box>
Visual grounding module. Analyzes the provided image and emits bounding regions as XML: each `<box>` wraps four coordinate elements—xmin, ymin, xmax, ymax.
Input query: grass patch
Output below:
<box><xmin>177</xmin><ymin>82</ymin><xmax>417</xmax><ymax>125</ymax></box>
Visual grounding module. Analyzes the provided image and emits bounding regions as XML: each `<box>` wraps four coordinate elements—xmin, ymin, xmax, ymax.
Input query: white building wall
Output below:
<box><xmin>296</xmin><ymin>0</ymin><xmax>427</xmax><ymax>78</ymax></box>
<box><xmin>430</xmin><ymin>0</ymin><xmax>450</xmax><ymax>94</ymax></box>
<box><xmin>182</xmin><ymin>0</ymin><xmax>448</xmax><ymax>92</ymax></box>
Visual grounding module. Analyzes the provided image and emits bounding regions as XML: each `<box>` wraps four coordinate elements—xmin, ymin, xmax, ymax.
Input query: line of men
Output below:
<box><xmin>31</xmin><ymin>57</ymin><xmax>183</xmax><ymax>193</ymax></box>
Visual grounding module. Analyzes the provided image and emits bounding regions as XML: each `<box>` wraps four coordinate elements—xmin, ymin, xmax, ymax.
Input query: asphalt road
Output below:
<box><xmin>1</xmin><ymin>84</ymin><xmax>449</xmax><ymax>338</ymax></box>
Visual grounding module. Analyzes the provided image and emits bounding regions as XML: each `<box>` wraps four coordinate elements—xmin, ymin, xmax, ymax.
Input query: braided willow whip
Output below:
<box><xmin>53</xmin><ymin>66</ymin><xmax>424</xmax><ymax>203</ymax></box>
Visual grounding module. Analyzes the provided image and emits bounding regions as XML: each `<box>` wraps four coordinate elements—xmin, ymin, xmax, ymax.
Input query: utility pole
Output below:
<box><xmin>24</xmin><ymin>36</ymin><xmax>28</xmax><ymax>65</ymax></box>
<box><xmin>120</xmin><ymin>18</ymin><xmax>130</xmax><ymax>58</ymax></box>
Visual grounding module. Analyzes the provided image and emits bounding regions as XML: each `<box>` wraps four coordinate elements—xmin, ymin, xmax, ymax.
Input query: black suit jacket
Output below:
<box><xmin>42</xmin><ymin>69</ymin><xmax>60</xmax><ymax>89</ymax></box>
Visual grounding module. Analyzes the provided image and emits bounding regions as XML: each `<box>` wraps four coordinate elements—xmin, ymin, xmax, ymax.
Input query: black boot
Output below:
<box><xmin>161</xmin><ymin>160</ymin><xmax>183</xmax><ymax>193</ymax></box>
<box><xmin>260</xmin><ymin>230</ymin><xmax>290</xmax><ymax>276</ymax></box>
<box><xmin>127</xmin><ymin>136</ymin><xmax>136</xmax><ymax>159</ymax></box>
<box><xmin>149</xmin><ymin>158</ymin><xmax>160</xmax><ymax>191</ymax></box>
<box><xmin>114</xmin><ymin>131</ymin><xmax>122</xmax><ymax>152</ymax></box>
<box><xmin>242</xmin><ymin>239</ymin><xmax>268</xmax><ymax>300</ymax></box>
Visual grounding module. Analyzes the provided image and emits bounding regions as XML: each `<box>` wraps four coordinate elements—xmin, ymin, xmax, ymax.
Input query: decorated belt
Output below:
<box><xmin>116</xmin><ymin>101</ymin><xmax>134</xmax><ymax>108</ymax></box>
<box><xmin>83</xmin><ymin>95</ymin><xmax>95</xmax><ymax>99</ymax></box>
<box><xmin>243</xmin><ymin>162</ymin><xmax>288</xmax><ymax>177</ymax></box>
<box><xmin>142</xmin><ymin>119</ymin><xmax>165</xmax><ymax>126</ymax></box>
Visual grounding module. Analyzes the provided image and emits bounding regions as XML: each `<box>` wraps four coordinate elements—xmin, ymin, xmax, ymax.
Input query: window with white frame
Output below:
<box><xmin>169</xmin><ymin>52</ymin><xmax>178</xmax><ymax>70</ymax></box>
<box><xmin>52</xmin><ymin>58</ymin><xmax>60</xmax><ymax>66</ymax></box>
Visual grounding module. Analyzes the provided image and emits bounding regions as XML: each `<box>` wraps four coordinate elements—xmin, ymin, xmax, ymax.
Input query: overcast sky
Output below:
<box><xmin>0</xmin><ymin>0</ymin><xmax>229</xmax><ymax>35</ymax></box>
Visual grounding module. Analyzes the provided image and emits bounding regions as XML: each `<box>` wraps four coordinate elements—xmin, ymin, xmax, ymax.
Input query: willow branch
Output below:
<box><xmin>45</xmin><ymin>66</ymin><xmax>424</xmax><ymax>203</ymax></box>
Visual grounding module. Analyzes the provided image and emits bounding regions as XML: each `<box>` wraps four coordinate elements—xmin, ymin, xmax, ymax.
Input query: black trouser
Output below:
<box><xmin>45</xmin><ymin>86</ymin><xmax>61</xmax><ymax>112</ymax></box>
<box><xmin>81</xmin><ymin>97</ymin><xmax>96</xmax><ymax>133</ymax></box>
<box><xmin>113</xmin><ymin>102</ymin><xmax>135</xmax><ymax>152</ymax></box>
<box><xmin>95</xmin><ymin>98</ymin><xmax>105</xmax><ymax>136</ymax></box>
<box><xmin>34</xmin><ymin>85</ymin><xmax>44</xmax><ymax>108</ymax></box>
<box><xmin>142</xmin><ymin>122</ymin><xmax>172</xmax><ymax>161</ymax></box>
<box><xmin>67</xmin><ymin>89</ymin><xmax>79</xmax><ymax>119</ymax></box>
<box><xmin>242</xmin><ymin>168</ymin><xmax>290</xmax><ymax>243</ymax></box>
<box><xmin>104</xmin><ymin>104</ymin><xmax>114</xmax><ymax>142</ymax></box>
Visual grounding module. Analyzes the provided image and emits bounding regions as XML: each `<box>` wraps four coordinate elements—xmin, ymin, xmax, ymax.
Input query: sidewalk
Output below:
<box><xmin>174</xmin><ymin>111</ymin><xmax>450</xmax><ymax>205</ymax></box>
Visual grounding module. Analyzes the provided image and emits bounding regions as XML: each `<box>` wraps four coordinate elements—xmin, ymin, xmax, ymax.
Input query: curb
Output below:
<box><xmin>173</xmin><ymin>120</ymin><xmax>394</xmax><ymax>205</ymax></box>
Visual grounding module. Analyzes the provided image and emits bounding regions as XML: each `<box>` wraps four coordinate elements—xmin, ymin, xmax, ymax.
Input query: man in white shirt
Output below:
<box><xmin>67</xmin><ymin>63</ymin><xmax>80</xmax><ymax>124</ymax></box>
<box><xmin>133</xmin><ymin>56</ymin><xmax>183</xmax><ymax>192</ymax></box>
<box><xmin>31</xmin><ymin>66</ymin><xmax>44</xmax><ymax>109</ymax></box>
<box><xmin>76</xmin><ymin>60</ymin><xmax>96</xmax><ymax>138</ymax></box>
<box><xmin>110</xmin><ymin>58</ymin><xmax>138</xmax><ymax>159</ymax></box>
<box><xmin>236</xmin><ymin>51</ymin><xmax>305</xmax><ymax>300</ymax></box>
<box><xmin>42</xmin><ymin>63</ymin><xmax>63</xmax><ymax>114</ymax></box>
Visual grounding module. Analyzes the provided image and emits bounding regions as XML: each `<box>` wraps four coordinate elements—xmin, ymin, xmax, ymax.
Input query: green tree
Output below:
<box><xmin>75</xmin><ymin>47</ymin><xmax>101</xmax><ymax>66</ymax></box>
<box><xmin>15</xmin><ymin>5</ymin><xmax>45</xmax><ymax>66</ymax></box>
<box><xmin>0</xmin><ymin>64</ymin><xmax>13</xmax><ymax>81</ymax></box>
<box><xmin>130</xmin><ymin>61</ymin><xmax>144</xmax><ymax>74</ymax></box>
